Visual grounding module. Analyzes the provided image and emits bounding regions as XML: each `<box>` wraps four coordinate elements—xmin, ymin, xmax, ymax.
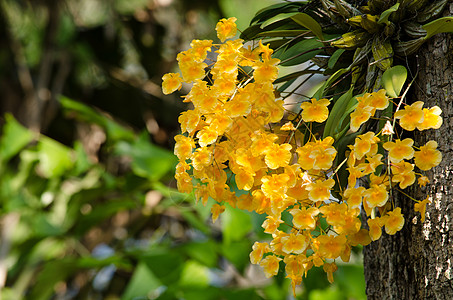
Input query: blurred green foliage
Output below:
<box><xmin>0</xmin><ymin>0</ymin><xmax>366</xmax><ymax>299</ymax></box>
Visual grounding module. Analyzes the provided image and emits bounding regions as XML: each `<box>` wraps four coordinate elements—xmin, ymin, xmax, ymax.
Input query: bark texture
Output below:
<box><xmin>363</xmin><ymin>5</ymin><xmax>453</xmax><ymax>299</ymax></box>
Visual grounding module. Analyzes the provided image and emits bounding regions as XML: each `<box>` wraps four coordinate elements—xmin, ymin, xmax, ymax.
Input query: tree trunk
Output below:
<box><xmin>363</xmin><ymin>5</ymin><xmax>453</xmax><ymax>299</ymax></box>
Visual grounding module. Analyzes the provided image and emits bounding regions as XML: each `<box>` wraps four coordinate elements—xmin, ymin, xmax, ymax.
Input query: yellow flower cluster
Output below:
<box><xmin>164</xmin><ymin>18</ymin><xmax>442</xmax><ymax>292</ymax></box>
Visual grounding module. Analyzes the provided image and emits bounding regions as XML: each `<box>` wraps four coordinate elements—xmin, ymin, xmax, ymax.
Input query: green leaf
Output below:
<box><xmin>277</xmin><ymin>78</ymin><xmax>297</xmax><ymax>92</ymax></box>
<box><xmin>250</xmin><ymin>2</ymin><xmax>301</xmax><ymax>25</ymax></box>
<box><xmin>179</xmin><ymin>260</ymin><xmax>210</xmax><ymax>288</ymax></box>
<box><xmin>323</xmin><ymin>88</ymin><xmax>353</xmax><ymax>139</ymax></box>
<box><xmin>275</xmin><ymin>69</ymin><xmax>323</xmax><ymax>84</ymax></box>
<box><xmin>335</xmin><ymin>265</ymin><xmax>366</xmax><ymax>300</ymax></box>
<box><xmin>260</xmin><ymin>12</ymin><xmax>298</xmax><ymax>29</ymax></box>
<box><xmin>32</xmin><ymin>214</ymin><xmax>65</xmax><ymax>237</ymax></box>
<box><xmin>290</xmin><ymin>13</ymin><xmax>324</xmax><ymax>41</ymax></box>
<box><xmin>0</xmin><ymin>114</ymin><xmax>34</xmax><ymax>162</ymax></box>
<box><xmin>416</xmin><ymin>0</ymin><xmax>448</xmax><ymax>23</ymax></box>
<box><xmin>332</xmin><ymin>132</ymin><xmax>359</xmax><ymax>200</ymax></box>
<box><xmin>312</xmin><ymin>68</ymin><xmax>348</xmax><ymax>99</ymax></box>
<box><xmin>257</xmin><ymin>29</ymin><xmax>308</xmax><ymax>37</ymax></box>
<box><xmin>221</xmin><ymin>240</ymin><xmax>252</xmax><ymax>273</ymax></box>
<box><xmin>77</xmin><ymin>255</ymin><xmax>131</xmax><ymax>269</ymax></box>
<box><xmin>28</xmin><ymin>259</ymin><xmax>78</xmax><ymax>300</ymax></box>
<box><xmin>141</xmin><ymin>252</ymin><xmax>183</xmax><ymax>286</ymax></box>
<box><xmin>422</xmin><ymin>16</ymin><xmax>453</xmax><ymax>40</ymax></box>
<box><xmin>328</xmin><ymin>49</ymin><xmax>345</xmax><ymax>69</ymax></box>
<box><xmin>240</xmin><ymin>24</ymin><xmax>264</xmax><ymax>40</ymax></box>
<box><xmin>74</xmin><ymin>199</ymin><xmax>136</xmax><ymax>235</ymax></box>
<box><xmin>115</xmin><ymin>133</ymin><xmax>177</xmax><ymax>181</ymax></box>
<box><xmin>309</xmin><ymin>285</ymin><xmax>344</xmax><ymax>300</ymax></box>
<box><xmin>179</xmin><ymin>207</ymin><xmax>211</xmax><ymax>234</ymax></box>
<box><xmin>335</xmin><ymin>93</ymin><xmax>363</xmax><ymax>133</ymax></box>
<box><xmin>223</xmin><ymin>288</ymin><xmax>262</xmax><ymax>300</ymax></box>
<box><xmin>59</xmin><ymin>96</ymin><xmax>135</xmax><ymax>142</ymax></box>
<box><xmin>378</xmin><ymin>3</ymin><xmax>400</xmax><ymax>24</ymax></box>
<box><xmin>72</xmin><ymin>140</ymin><xmax>93</xmax><ymax>175</ymax></box>
<box><xmin>382</xmin><ymin>65</ymin><xmax>407</xmax><ymax>97</ymax></box>
<box><xmin>179</xmin><ymin>240</ymin><xmax>218</xmax><ymax>268</ymax></box>
<box><xmin>37</xmin><ymin>136</ymin><xmax>74</xmax><ymax>178</ymax></box>
<box><xmin>221</xmin><ymin>204</ymin><xmax>252</xmax><ymax>245</ymax></box>
<box><xmin>121</xmin><ymin>262</ymin><xmax>162</xmax><ymax>300</ymax></box>
<box><xmin>276</xmin><ymin>38</ymin><xmax>323</xmax><ymax>66</ymax></box>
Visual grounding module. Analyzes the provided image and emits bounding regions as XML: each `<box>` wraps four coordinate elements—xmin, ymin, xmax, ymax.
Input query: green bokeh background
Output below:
<box><xmin>0</xmin><ymin>0</ymin><xmax>365</xmax><ymax>299</ymax></box>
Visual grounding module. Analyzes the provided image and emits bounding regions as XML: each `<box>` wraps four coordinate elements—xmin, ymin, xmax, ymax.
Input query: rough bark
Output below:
<box><xmin>363</xmin><ymin>5</ymin><xmax>453</xmax><ymax>299</ymax></box>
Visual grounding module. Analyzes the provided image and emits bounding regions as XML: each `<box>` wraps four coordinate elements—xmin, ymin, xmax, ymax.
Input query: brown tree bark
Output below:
<box><xmin>363</xmin><ymin>5</ymin><xmax>453</xmax><ymax>299</ymax></box>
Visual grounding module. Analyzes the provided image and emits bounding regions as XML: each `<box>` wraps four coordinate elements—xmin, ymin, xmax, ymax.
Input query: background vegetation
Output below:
<box><xmin>0</xmin><ymin>0</ymin><xmax>365</xmax><ymax>299</ymax></box>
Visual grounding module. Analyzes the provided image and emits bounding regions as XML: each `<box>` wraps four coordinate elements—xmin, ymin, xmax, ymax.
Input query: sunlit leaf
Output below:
<box><xmin>423</xmin><ymin>16</ymin><xmax>453</xmax><ymax>39</ymax></box>
<box><xmin>121</xmin><ymin>262</ymin><xmax>162</xmax><ymax>300</ymax></box>
<box><xmin>382</xmin><ymin>65</ymin><xmax>407</xmax><ymax>97</ymax></box>
<box><xmin>259</xmin><ymin>12</ymin><xmax>298</xmax><ymax>29</ymax></box>
<box><xmin>0</xmin><ymin>114</ymin><xmax>34</xmax><ymax>162</ymax></box>
<box><xmin>290</xmin><ymin>13</ymin><xmax>324</xmax><ymax>40</ymax></box>
<box><xmin>37</xmin><ymin>136</ymin><xmax>74</xmax><ymax>178</ymax></box>
<box><xmin>179</xmin><ymin>260</ymin><xmax>210</xmax><ymax>288</ymax></box>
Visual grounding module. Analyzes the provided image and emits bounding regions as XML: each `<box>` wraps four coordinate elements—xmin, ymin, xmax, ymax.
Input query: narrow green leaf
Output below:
<box><xmin>336</xmin><ymin>93</ymin><xmax>363</xmax><ymax>131</ymax></box>
<box><xmin>260</xmin><ymin>12</ymin><xmax>298</xmax><ymax>29</ymax></box>
<box><xmin>331</xmin><ymin>132</ymin><xmax>359</xmax><ymax>200</ymax></box>
<box><xmin>328</xmin><ymin>48</ymin><xmax>346</xmax><ymax>69</ymax></box>
<box><xmin>277</xmin><ymin>77</ymin><xmax>297</xmax><ymax>92</ymax></box>
<box><xmin>240</xmin><ymin>24</ymin><xmax>263</xmax><ymax>40</ymax></box>
<box><xmin>290</xmin><ymin>13</ymin><xmax>324</xmax><ymax>40</ymax></box>
<box><xmin>250</xmin><ymin>2</ymin><xmax>300</xmax><ymax>25</ymax></box>
<box><xmin>59</xmin><ymin>96</ymin><xmax>135</xmax><ymax>141</ymax></box>
<box><xmin>382</xmin><ymin>65</ymin><xmax>407</xmax><ymax>97</ymax></box>
<box><xmin>257</xmin><ymin>29</ymin><xmax>308</xmax><ymax>37</ymax></box>
<box><xmin>275</xmin><ymin>70</ymin><xmax>323</xmax><ymax>84</ymax></box>
<box><xmin>276</xmin><ymin>38</ymin><xmax>323</xmax><ymax>66</ymax></box>
<box><xmin>422</xmin><ymin>16</ymin><xmax>453</xmax><ymax>40</ymax></box>
<box><xmin>378</xmin><ymin>3</ymin><xmax>400</xmax><ymax>24</ymax></box>
<box><xmin>323</xmin><ymin>88</ymin><xmax>353</xmax><ymax>139</ymax></box>
<box><xmin>312</xmin><ymin>68</ymin><xmax>348</xmax><ymax>99</ymax></box>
